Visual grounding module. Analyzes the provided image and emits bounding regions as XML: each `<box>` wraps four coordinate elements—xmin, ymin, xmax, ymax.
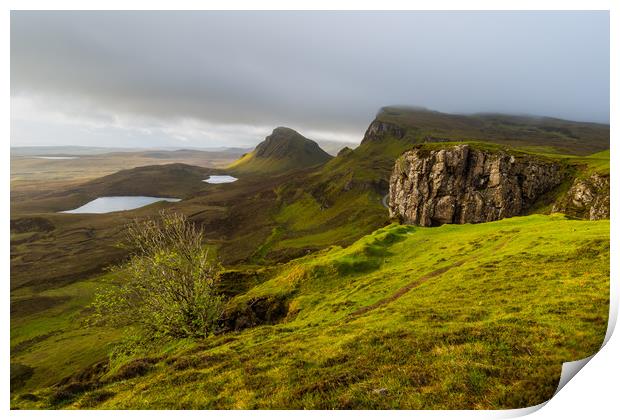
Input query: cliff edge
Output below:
<box><xmin>388</xmin><ymin>144</ymin><xmax>568</xmax><ymax>226</ymax></box>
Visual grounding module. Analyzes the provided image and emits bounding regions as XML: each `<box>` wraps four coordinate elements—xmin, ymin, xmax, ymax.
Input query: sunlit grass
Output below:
<box><xmin>13</xmin><ymin>214</ymin><xmax>608</xmax><ymax>409</ymax></box>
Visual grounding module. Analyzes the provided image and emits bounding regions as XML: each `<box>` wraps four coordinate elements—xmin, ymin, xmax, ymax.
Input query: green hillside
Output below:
<box><xmin>11</xmin><ymin>214</ymin><xmax>609</xmax><ymax>409</ymax></box>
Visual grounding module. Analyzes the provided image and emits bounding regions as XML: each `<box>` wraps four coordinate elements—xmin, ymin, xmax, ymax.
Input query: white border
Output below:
<box><xmin>3</xmin><ymin>1</ymin><xmax>616</xmax><ymax>419</ymax></box>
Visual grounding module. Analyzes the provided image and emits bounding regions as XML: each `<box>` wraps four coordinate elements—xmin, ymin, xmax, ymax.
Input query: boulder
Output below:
<box><xmin>552</xmin><ymin>173</ymin><xmax>610</xmax><ymax>220</ymax></box>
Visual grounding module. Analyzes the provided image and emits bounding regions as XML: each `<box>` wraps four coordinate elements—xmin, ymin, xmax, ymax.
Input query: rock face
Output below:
<box><xmin>389</xmin><ymin>145</ymin><xmax>566</xmax><ymax>226</ymax></box>
<box><xmin>217</xmin><ymin>294</ymin><xmax>290</xmax><ymax>333</ymax></box>
<box><xmin>361</xmin><ymin>120</ymin><xmax>405</xmax><ymax>144</ymax></box>
<box><xmin>552</xmin><ymin>173</ymin><xmax>610</xmax><ymax>220</ymax></box>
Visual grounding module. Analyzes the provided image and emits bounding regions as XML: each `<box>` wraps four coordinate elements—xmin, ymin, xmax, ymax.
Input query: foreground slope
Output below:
<box><xmin>13</xmin><ymin>214</ymin><xmax>609</xmax><ymax>409</ymax></box>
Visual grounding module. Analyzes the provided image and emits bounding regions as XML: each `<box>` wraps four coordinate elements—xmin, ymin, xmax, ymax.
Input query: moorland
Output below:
<box><xmin>10</xmin><ymin>107</ymin><xmax>610</xmax><ymax>409</ymax></box>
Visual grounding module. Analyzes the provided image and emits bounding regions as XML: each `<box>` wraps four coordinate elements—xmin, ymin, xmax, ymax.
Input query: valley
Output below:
<box><xmin>10</xmin><ymin>107</ymin><xmax>611</xmax><ymax>409</ymax></box>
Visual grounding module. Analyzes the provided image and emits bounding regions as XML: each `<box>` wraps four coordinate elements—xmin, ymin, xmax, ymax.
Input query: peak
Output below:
<box><xmin>271</xmin><ymin>126</ymin><xmax>299</xmax><ymax>135</ymax></box>
<box><xmin>229</xmin><ymin>127</ymin><xmax>331</xmax><ymax>173</ymax></box>
<box><xmin>255</xmin><ymin>127</ymin><xmax>322</xmax><ymax>159</ymax></box>
<box><xmin>378</xmin><ymin>105</ymin><xmax>433</xmax><ymax>116</ymax></box>
<box><xmin>263</xmin><ymin>127</ymin><xmax>308</xmax><ymax>146</ymax></box>
<box><xmin>337</xmin><ymin>146</ymin><xmax>353</xmax><ymax>157</ymax></box>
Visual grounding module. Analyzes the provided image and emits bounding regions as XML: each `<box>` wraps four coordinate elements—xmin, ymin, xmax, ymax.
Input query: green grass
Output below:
<box><xmin>570</xmin><ymin>150</ymin><xmax>610</xmax><ymax>175</ymax></box>
<box><xmin>10</xmin><ymin>274</ymin><xmax>123</xmax><ymax>393</ymax></box>
<box><xmin>511</xmin><ymin>149</ymin><xmax>610</xmax><ymax>176</ymax></box>
<box><xmin>270</xmin><ymin>190</ymin><xmax>385</xmax><ymax>251</ymax></box>
<box><xmin>227</xmin><ymin>151</ymin><xmax>295</xmax><ymax>174</ymax></box>
<box><xmin>13</xmin><ymin>214</ymin><xmax>609</xmax><ymax>409</ymax></box>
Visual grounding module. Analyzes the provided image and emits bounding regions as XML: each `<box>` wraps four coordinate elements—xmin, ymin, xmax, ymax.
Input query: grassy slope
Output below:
<box><xmin>13</xmin><ymin>214</ymin><xmax>609</xmax><ymax>409</ymax></box>
<box><xmin>227</xmin><ymin>151</ymin><xmax>295</xmax><ymax>174</ymax></box>
<box><xmin>251</xmin><ymin>135</ymin><xmax>421</xmax><ymax>260</ymax></box>
<box><xmin>10</xmin><ymin>274</ymin><xmax>122</xmax><ymax>393</ymax></box>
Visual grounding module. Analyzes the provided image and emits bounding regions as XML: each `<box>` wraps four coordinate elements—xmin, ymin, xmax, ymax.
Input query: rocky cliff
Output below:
<box><xmin>389</xmin><ymin>144</ymin><xmax>567</xmax><ymax>226</ymax></box>
<box><xmin>361</xmin><ymin>120</ymin><xmax>406</xmax><ymax>144</ymax></box>
<box><xmin>552</xmin><ymin>173</ymin><xmax>610</xmax><ymax>220</ymax></box>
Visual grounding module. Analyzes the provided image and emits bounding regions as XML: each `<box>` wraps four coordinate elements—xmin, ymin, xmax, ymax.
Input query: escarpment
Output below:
<box><xmin>388</xmin><ymin>145</ymin><xmax>567</xmax><ymax>226</ymax></box>
<box><xmin>361</xmin><ymin>120</ymin><xmax>406</xmax><ymax>144</ymax></box>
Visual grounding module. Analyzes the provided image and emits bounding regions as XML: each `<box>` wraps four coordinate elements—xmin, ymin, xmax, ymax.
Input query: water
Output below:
<box><xmin>61</xmin><ymin>196</ymin><xmax>181</xmax><ymax>214</ymax></box>
<box><xmin>203</xmin><ymin>175</ymin><xmax>238</xmax><ymax>184</ymax></box>
<box><xmin>33</xmin><ymin>156</ymin><xmax>78</xmax><ymax>160</ymax></box>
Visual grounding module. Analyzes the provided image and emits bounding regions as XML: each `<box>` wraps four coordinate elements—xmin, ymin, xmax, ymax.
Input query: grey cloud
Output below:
<box><xmin>10</xmin><ymin>11</ymin><xmax>609</xmax><ymax>147</ymax></box>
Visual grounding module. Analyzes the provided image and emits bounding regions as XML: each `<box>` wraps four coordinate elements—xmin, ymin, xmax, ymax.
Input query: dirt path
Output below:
<box><xmin>349</xmin><ymin>260</ymin><xmax>466</xmax><ymax>318</ymax></box>
<box><xmin>348</xmin><ymin>234</ymin><xmax>516</xmax><ymax>318</ymax></box>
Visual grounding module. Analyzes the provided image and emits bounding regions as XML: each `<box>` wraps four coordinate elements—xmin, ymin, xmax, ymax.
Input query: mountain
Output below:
<box><xmin>228</xmin><ymin>127</ymin><xmax>332</xmax><ymax>173</ymax></box>
<box><xmin>252</xmin><ymin>107</ymin><xmax>610</xmax><ymax>261</ymax></box>
<box><xmin>366</xmin><ymin>106</ymin><xmax>609</xmax><ymax>155</ymax></box>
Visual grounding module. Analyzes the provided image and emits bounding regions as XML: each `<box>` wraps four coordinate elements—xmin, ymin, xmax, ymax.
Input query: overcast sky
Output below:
<box><xmin>11</xmin><ymin>11</ymin><xmax>609</xmax><ymax>148</ymax></box>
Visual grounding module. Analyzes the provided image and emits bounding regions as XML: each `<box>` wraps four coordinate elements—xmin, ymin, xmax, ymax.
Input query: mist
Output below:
<box><xmin>10</xmin><ymin>11</ymin><xmax>610</xmax><ymax>148</ymax></box>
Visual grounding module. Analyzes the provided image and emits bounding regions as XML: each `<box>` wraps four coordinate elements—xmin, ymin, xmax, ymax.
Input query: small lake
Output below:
<box><xmin>203</xmin><ymin>175</ymin><xmax>238</xmax><ymax>184</ymax></box>
<box><xmin>33</xmin><ymin>156</ymin><xmax>78</xmax><ymax>160</ymax></box>
<box><xmin>61</xmin><ymin>196</ymin><xmax>181</xmax><ymax>214</ymax></box>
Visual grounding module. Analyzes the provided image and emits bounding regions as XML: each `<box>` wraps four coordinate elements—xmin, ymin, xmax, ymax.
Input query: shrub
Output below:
<box><xmin>89</xmin><ymin>211</ymin><xmax>225</xmax><ymax>339</ymax></box>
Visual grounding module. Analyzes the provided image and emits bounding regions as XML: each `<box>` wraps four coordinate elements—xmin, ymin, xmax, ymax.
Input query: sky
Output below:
<box><xmin>10</xmin><ymin>11</ymin><xmax>610</xmax><ymax>149</ymax></box>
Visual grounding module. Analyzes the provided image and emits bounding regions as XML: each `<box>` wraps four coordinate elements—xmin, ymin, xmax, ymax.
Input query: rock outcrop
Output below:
<box><xmin>361</xmin><ymin>120</ymin><xmax>406</xmax><ymax>144</ymax></box>
<box><xmin>217</xmin><ymin>293</ymin><xmax>290</xmax><ymax>333</ymax></box>
<box><xmin>552</xmin><ymin>173</ymin><xmax>610</xmax><ymax>220</ymax></box>
<box><xmin>389</xmin><ymin>144</ymin><xmax>566</xmax><ymax>226</ymax></box>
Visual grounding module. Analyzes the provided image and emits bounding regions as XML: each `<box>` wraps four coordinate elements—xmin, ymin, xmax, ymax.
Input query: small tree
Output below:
<box><xmin>90</xmin><ymin>210</ymin><xmax>224</xmax><ymax>339</ymax></box>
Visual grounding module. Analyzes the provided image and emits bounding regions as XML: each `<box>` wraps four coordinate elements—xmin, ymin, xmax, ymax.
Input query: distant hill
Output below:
<box><xmin>11</xmin><ymin>146</ymin><xmax>250</xmax><ymax>158</ymax></box>
<box><xmin>314</xmin><ymin>140</ymin><xmax>359</xmax><ymax>156</ymax></box>
<box><xmin>368</xmin><ymin>106</ymin><xmax>609</xmax><ymax>155</ymax></box>
<box><xmin>228</xmin><ymin>127</ymin><xmax>332</xmax><ymax>173</ymax></box>
<box><xmin>10</xmin><ymin>146</ymin><xmax>146</xmax><ymax>156</ymax></box>
<box><xmin>11</xmin><ymin>163</ymin><xmax>215</xmax><ymax>215</ymax></box>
